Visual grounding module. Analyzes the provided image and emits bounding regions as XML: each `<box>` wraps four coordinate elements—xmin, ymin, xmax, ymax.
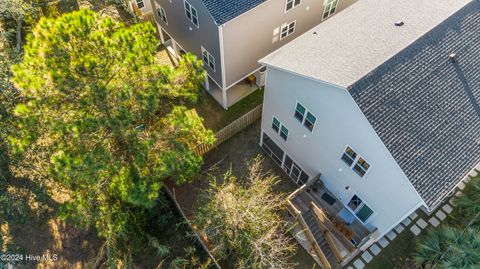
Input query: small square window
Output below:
<box><xmin>280</xmin><ymin>126</ymin><xmax>289</xmax><ymax>141</ymax></box>
<box><xmin>323</xmin><ymin>0</ymin><xmax>339</xmax><ymax>20</ymax></box>
<box><xmin>184</xmin><ymin>1</ymin><xmax>198</xmax><ymax>27</ymax></box>
<box><xmin>304</xmin><ymin>112</ymin><xmax>316</xmax><ymax>131</ymax></box>
<box><xmin>294</xmin><ymin>103</ymin><xmax>305</xmax><ymax>122</ymax></box>
<box><xmin>353</xmin><ymin>158</ymin><xmax>370</xmax><ymax>177</ymax></box>
<box><xmin>136</xmin><ymin>0</ymin><xmax>145</xmax><ymax>9</ymax></box>
<box><xmin>272</xmin><ymin>117</ymin><xmax>280</xmax><ymax>133</ymax></box>
<box><xmin>286</xmin><ymin>0</ymin><xmax>301</xmax><ymax>11</ymax></box>
<box><xmin>157</xmin><ymin>7</ymin><xmax>167</xmax><ymax>24</ymax></box>
<box><xmin>280</xmin><ymin>21</ymin><xmax>296</xmax><ymax>39</ymax></box>
<box><xmin>201</xmin><ymin>47</ymin><xmax>215</xmax><ymax>71</ymax></box>
<box><xmin>341</xmin><ymin>147</ymin><xmax>357</xmax><ymax>166</ymax></box>
<box><xmin>348</xmin><ymin>195</ymin><xmax>362</xmax><ymax>211</ymax></box>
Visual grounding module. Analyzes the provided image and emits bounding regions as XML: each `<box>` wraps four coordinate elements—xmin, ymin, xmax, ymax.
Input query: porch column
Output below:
<box><xmin>222</xmin><ymin>88</ymin><xmax>228</xmax><ymax>110</ymax></box>
<box><xmin>158</xmin><ymin>26</ymin><xmax>165</xmax><ymax>44</ymax></box>
<box><xmin>204</xmin><ymin>73</ymin><xmax>210</xmax><ymax>91</ymax></box>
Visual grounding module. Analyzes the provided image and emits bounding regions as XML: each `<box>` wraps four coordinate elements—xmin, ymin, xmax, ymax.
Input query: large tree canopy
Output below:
<box><xmin>10</xmin><ymin>9</ymin><xmax>214</xmax><ymax>265</ymax></box>
<box><xmin>193</xmin><ymin>157</ymin><xmax>296</xmax><ymax>269</ymax></box>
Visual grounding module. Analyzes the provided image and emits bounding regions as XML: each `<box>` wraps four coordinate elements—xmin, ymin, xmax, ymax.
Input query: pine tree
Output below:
<box><xmin>10</xmin><ymin>9</ymin><xmax>214</xmax><ymax>266</ymax></box>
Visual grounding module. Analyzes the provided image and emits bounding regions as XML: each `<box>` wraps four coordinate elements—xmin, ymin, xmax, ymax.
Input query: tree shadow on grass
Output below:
<box><xmin>0</xmin><ymin>155</ymin><xmax>102</xmax><ymax>269</ymax></box>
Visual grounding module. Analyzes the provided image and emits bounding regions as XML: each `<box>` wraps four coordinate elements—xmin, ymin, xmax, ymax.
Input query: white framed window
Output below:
<box><xmin>341</xmin><ymin>146</ymin><xmax>370</xmax><ymax>177</ymax></box>
<box><xmin>272</xmin><ymin>116</ymin><xmax>289</xmax><ymax>141</ymax></box>
<box><xmin>136</xmin><ymin>0</ymin><xmax>145</xmax><ymax>9</ymax></box>
<box><xmin>323</xmin><ymin>0</ymin><xmax>339</xmax><ymax>20</ymax></box>
<box><xmin>157</xmin><ymin>6</ymin><xmax>167</xmax><ymax>24</ymax></box>
<box><xmin>184</xmin><ymin>0</ymin><xmax>199</xmax><ymax>27</ymax></box>
<box><xmin>347</xmin><ymin>194</ymin><xmax>374</xmax><ymax>223</ymax></box>
<box><xmin>280</xmin><ymin>21</ymin><xmax>296</xmax><ymax>39</ymax></box>
<box><xmin>201</xmin><ymin>47</ymin><xmax>215</xmax><ymax>71</ymax></box>
<box><xmin>294</xmin><ymin>102</ymin><xmax>316</xmax><ymax>132</ymax></box>
<box><xmin>286</xmin><ymin>0</ymin><xmax>301</xmax><ymax>12</ymax></box>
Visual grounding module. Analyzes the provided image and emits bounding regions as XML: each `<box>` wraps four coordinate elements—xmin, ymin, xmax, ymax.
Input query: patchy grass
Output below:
<box><xmin>195</xmin><ymin>88</ymin><xmax>264</xmax><ymax>131</ymax></box>
<box><xmin>365</xmin><ymin>231</ymin><xmax>417</xmax><ymax>269</ymax></box>
<box><xmin>363</xmin><ymin>202</ymin><xmax>454</xmax><ymax>269</ymax></box>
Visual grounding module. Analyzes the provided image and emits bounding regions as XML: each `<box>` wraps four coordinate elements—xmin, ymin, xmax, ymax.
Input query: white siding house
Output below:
<box><xmin>260</xmin><ymin>67</ymin><xmax>424</xmax><ymax>239</ymax></box>
<box><xmin>258</xmin><ymin>0</ymin><xmax>479</xmax><ymax>265</ymax></box>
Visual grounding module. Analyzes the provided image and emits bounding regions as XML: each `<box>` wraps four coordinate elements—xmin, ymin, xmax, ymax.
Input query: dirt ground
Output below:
<box><xmin>166</xmin><ymin>121</ymin><xmax>318</xmax><ymax>269</ymax></box>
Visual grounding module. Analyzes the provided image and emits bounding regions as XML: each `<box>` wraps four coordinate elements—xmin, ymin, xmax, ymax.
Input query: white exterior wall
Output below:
<box><xmin>261</xmin><ymin>66</ymin><xmax>425</xmax><ymax>238</ymax></box>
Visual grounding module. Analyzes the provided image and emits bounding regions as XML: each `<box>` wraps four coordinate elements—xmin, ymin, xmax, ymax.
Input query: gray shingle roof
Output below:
<box><xmin>349</xmin><ymin>1</ymin><xmax>480</xmax><ymax>209</ymax></box>
<box><xmin>260</xmin><ymin>0</ymin><xmax>472</xmax><ymax>87</ymax></box>
<box><xmin>201</xmin><ymin>0</ymin><xmax>266</xmax><ymax>25</ymax></box>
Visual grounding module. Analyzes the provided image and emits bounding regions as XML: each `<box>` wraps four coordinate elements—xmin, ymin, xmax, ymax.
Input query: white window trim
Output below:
<box><xmin>346</xmin><ymin>194</ymin><xmax>376</xmax><ymax>224</ymax></box>
<box><xmin>323</xmin><ymin>0</ymin><xmax>340</xmax><ymax>20</ymax></box>
<box><xmin>285</xmin><ymin>0</ymin><xmax>301</xmax><ymax>12</ymax></box>
<box><xmin>294</xmin><ymin>101</ymin><xmax>317</xmax><ymax>132</ymax></box>
<box><xmin>340</xmin><ymin>145</ymin><xmax>371</xmax><ymax>177</ymax></box>
<box><xmin>184</xmin><ymin>0</ymin><xmax>199</xmax><ymax>28</ymax></box>
<box><xmin>201</xmin><ymin>46</ymin><xmax>215</xmax><ymax>72</ymax></box>
<box><xmin>272</xmin><ymin>116</ymin><xmax>289</xmax><ymax>141</ymax></box>
<box><xmin>136</xmin><ymin>0</ymin><xmax>145</xmax><ymax>9</ymax></box>
<box><xmin>280</xmin><ymin>20</ymin><xmax>296</xmax><ymax>40</ymax></box>
<box><xmin>157</xmin><ymin>6</ymin><xmax>168</xmax><ymax>24</ymax></box>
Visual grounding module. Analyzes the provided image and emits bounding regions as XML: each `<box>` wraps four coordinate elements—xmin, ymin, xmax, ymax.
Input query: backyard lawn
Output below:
<box><xmin>165</xmin><ymin>121</ymin><xmax>318</xmax><ymax>269</ymax></box>
<box><xmin>194</xmin><ymin>88</ymin><xmax>264</xmax><ymax>131</ymax></box>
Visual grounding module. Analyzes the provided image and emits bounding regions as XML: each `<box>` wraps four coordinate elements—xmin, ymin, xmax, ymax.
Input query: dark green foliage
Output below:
<box><xmin>452</xmin><ymin>176</ymin><xmax>480</xmax><ymax>229</ymax></box>
<box><xmin>414</xmin><ymin>227</ymin><xmax>480</xmax><ymax>269</ymax></box>
<box><xmin>10</xmin><ymin>9</ymin><xmax>214</xmax><ymax>267</ymax></box>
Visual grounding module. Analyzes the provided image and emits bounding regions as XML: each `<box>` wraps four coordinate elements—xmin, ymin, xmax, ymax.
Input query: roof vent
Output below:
<box><xmin>313</xmin><ymin>31</ymin><xmax>318</xmax><ymax>35</ymax></box>
<box><xmin>449</xmin><ymin>53</ymin><xmax>457</xmax><ymax>62</ymax></box>
<box><xmin>394</xmin><ymin>21</ymin><xmax>404</xmax><ymax>27</ymax></box>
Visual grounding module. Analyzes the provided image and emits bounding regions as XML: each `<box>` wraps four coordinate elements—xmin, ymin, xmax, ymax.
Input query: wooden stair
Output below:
<box><xmin>303</xmin><ymin>210</ymin><xmax>341</xmax><ymax>269</ymax></box>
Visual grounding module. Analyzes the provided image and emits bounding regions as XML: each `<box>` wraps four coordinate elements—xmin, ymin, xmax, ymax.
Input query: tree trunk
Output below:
<box><xmin>16</xmin><ymin>18</ymin><xmax>23</xmax><ymax>53</ymax></box>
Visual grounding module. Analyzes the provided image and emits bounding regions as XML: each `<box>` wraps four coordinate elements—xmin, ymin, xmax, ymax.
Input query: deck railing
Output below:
<box><xmin>194</xmin><ymin>104</ymin><xmax>263</xmax><ymax>156</ymax></box>
<box><xmin>287</xmin><ymin>186</ymin><xmax>333</xmax><ymax>269</ymax></box>
<box><xmin>287</xmin><ymin>191</ymin><xmax>332</xmax><ymax>269</ymax></box>
<box><xmin>310</xmin><ymin>201</ymin><xmax>356</xmax><ymax>253</ymax></box>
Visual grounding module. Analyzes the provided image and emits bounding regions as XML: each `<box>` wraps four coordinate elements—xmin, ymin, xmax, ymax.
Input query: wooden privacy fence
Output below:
<box><xmin>195</xmin><ymin>104</ymin><xmax>263</xmax><ymax>156</ymax></box>
<box><xmin>140</xmin><ymin>12</ymin><xmax>156</xmax><ymax>25</ymax></box>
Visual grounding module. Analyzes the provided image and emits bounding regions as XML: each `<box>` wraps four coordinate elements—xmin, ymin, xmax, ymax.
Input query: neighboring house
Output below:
<box><xmin>148</xmin><ymin>0</ymin><xmax>357</xmax><ymax>109</ymax></box>
<box><xmin>128</xmin><ymin>0</ymin><xmax>154</xmax><ymax>16</ymax></box>
<box><xmin>259</xmin><ymin>0</ymin><xmax>480</xmax><ymax>266</ymax></box>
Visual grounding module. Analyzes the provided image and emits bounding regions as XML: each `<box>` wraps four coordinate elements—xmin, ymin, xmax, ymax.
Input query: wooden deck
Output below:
<box><xmin>291</xmin><ymin>187</ymin><xmax>371</xmax><ymax>245</ymax></box>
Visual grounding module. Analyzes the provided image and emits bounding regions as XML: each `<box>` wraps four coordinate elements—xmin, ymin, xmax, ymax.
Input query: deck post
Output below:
<box><xmin>222</xmin><ymin>88</ymin><xmax>228</xmax><ymax>109</ymax></box>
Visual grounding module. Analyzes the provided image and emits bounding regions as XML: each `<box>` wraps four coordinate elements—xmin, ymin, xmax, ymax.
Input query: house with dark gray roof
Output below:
<box><xmin>258</xmin><ymin>0</ymin><xmax>479</xmax><ymax>266</ymax></box>
<box><xmin>148</xmin><ymin>0</ymin><xmax>357</xmax><ymax>109</ymax></box>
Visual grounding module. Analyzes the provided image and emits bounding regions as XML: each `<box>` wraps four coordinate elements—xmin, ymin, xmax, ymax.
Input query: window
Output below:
<box><xmin>201</xmin><ymin>47</ymin><xmax>215</xmax><ymax>71</ymax></box>
<box><xmin>294</xmin><ymin>102</ymin><xmax>317</xmax><ymax>132</ymax></box>
<box><xmin>323</xmin><ymin>0</ymin><xmax>339</xmax><ymax>20</ymax></box>
<box><xmin>348</xmin><ymin>195</ymin><xmax>374</xmax><ymax>222</ymax></box>
<box><xmin>304</xmin><ymin>112</ymin><xmax>316</xmax><ymax>131</ymax></box>
<box><xmin>353</xmin><ymin>158</ymin><xmax>370</xmax><ymax>177</ymax></box>
<box><xmin>184</xmin><ymin>1</ymin><xmax>198</xmax><ymax>27</ymax></box>
<box><xmin>341</xmin><ymin>146</ymin><xmax>370</xmax><ymax>177</ymax></box>
<box><xmin>157</xmin><ymin>7</ymin><xmax>167</xmax><ymax>24</ymax></box>
<box><xmin>272</xmin><ymin>117</ymin><xmax>280</xmax><ymax>133</ymax></box>
<box><xmin>280</xmin><ymin>126</ymin><xmax>289</xmax><ymax>141</ymax></box>
<box><xmin>341</xmin><ymin>146</ymin><xmax>357</xmax><ymax>166</ymax></box>
<box><xmin>136</xmin><ymin>0</ymin><xmax>145</xmax><ymax>9</ymax></box>
<box><xmin>271</xmin><ymin>116</ymin><xmax>289</xmax><ymax>141</ymax></box>
<box><xmin>294</xmin><ymin>103</ymin><xmax>305</xmax><ymax>122</ymax></box>
<box><xmin>286</xmin><ymin>0</ymin><xmax>301</xmax><ymax>11</ymax></box>
<box><xmin>280</xmin><ymin>21</ymin><xmax>296</xmax><ymax>39</ymax></box>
